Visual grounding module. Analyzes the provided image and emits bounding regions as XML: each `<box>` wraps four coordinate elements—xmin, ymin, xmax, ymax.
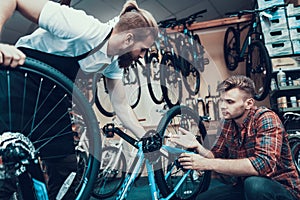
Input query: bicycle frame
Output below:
<box><xmin>235</xmin><ymin>14</ymin><xmax>263</xmax><ymax>62</ymax></box>
<box><xmin>110</xmin><ymin>126</ymin><xmax>196</xmax><ymax>200</ymax></box>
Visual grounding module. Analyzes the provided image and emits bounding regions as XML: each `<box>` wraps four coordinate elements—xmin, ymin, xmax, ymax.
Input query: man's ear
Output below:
<box><xmin>125</xmin><ymin>33</ymin><xmax>134</xmax><ymax>47</ymax></box>
<box><xmin>245</xmin><ymin>98</ymin><xmax>255</xmax><ymax>109</ymax></box>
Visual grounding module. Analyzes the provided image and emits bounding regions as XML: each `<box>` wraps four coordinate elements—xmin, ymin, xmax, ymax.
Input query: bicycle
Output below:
<box><xmin>97</xmin><ymin>105</ymin><xmax>211</xmax><ymax>200</ymax></box>
<box><xmin>0</xmin><ymin>57</ymin><xmax>101</xmax><ymax>200</ymax></box>
<box><xmin>223</xmin><ymin>3</ymin><xmax>284</xmax><ymax>101</ymax></box>
<box><xmin>93</xmin><ymin>61</ymin><xmax>141</xmax><ymax>117</ymax></box>
<box><xmin>283</xmin><ymin>112</ymin><xmax>300</xmax><ymax>174</ymax></box>
<box><xmin>173</xmin><ymin>9</ymin><xmax>208</xmax><ymax>96</ymax></box>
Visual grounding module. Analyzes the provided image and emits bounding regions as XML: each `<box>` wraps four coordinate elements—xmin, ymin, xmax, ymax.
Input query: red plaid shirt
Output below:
<box><xmin>211</xmin><ymin>106</ymin><xmax>300</xmax><ymax>199</ymax></box>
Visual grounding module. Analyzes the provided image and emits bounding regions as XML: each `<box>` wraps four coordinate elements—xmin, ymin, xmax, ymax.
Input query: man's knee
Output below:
<box><xmin>244</xmin><ymin>176</ymin><xmax>267</xmax><ymax>194</ymax></box>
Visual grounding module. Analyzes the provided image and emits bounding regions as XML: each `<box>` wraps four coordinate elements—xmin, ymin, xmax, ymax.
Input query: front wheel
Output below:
<box><xmin>160</xmin><ymin>53</ymin><xmax>182</xmax><ymax>108</ymax></box>
<box><xmin>154</xmin><ymin>105</ymin><xmax>211</xmax><ymax>200</ymax></box>
<box><xmin>246</xmin><ymin>40</ymin><xmax>272</xmax><ymax>101</ymax></box>
<box><xmin>91</xmin><ymin>146</ymin><xmax>127</xmax><ymax>199</ymax></box>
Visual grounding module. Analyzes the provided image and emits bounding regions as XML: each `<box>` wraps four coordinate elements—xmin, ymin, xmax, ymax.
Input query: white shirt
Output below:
<box><xmin>16</xmin><ymin>1</ymin><xmax>123</xmax><ymax>79</ymax></box>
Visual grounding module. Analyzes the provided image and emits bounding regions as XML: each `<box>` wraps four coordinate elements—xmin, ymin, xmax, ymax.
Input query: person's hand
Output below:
<box><xmin>0</xmin><ymin>43</ymin><xmax>26</xmax><ymax>67</ymax></box>
<box><xmin>167</xmin><ymin>127</ymin><xmax>200</xmax><ymax>149</ymax></box>
<box><xmin>178</xmin><ymin>152</ymin><xmax>209</xmax><ymax>171</ymax></box>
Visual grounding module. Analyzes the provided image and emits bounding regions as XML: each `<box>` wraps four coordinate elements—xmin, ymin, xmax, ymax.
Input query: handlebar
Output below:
<box><xmin>158</xmin><ymin>9</ymin><xmax>207</xmax><ymax>28</ymax></box>
<box><xmin>225</xmin><ymin>4</ymin><xmax>287</xmax><ymax>18</ymax></box>
<box><xmin>176</xmin><ymin>9</ymin><xmax>207</xmax><ymax>26</ymax></box>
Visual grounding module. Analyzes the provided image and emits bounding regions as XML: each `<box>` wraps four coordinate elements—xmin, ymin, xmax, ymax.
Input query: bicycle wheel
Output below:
<box><xmin>176</xmin><ymin>34</ymin><xmax>200</xmax><ymax>96</ymax></box>
<box><xmin>246</xmin><ymin>40</ymin><xmax>272</xmax><ymax>101</ymax></box>
<box><xmin>289</xmin><ymin>137</ymin><xmax>300</xmax><ymax>174</ymax></box>
<box><xmin>181</xmin><ymin>67</ymin><xmax>200</xmax><ymax>96</ymax></box>
<box><xmin>154</xmin><ymin>105</ymin><xmax>211</xmax><ymax>200</ymax></box>
<box><xmin>94</xmin><ymin>65</ymin><xmax>141</xmax><ymax>117</ymax></box>
<box><xmin>92</xmin><ymin>146</ymin><xmax>127</xmax><ymax>199</ymax></box>
<box><xmin>223</xmin><ymin>26</ymin><xmax>240</xmax><ymax>71</ymax></box>
<box><xmin>123</xmin><ymin>63</ymin><xmax>141</xmax><ymax>109</ymax></box>
<box><xmin>193</xmin><ymin>34</ymin><xmax>205</xmax><ymax>73</ymax></box>
<box><xmin>0</xmin><ymin>57</ymin><xmax>101</xmax><ymax>200</ymax></box>
<box><xmin>144</xmin><ymin>50</ymin><xmax>164</xmax><ymax>104</ymax></box>
<box><xmin>94</xmin><ymin>74</ymin><xmax>115</xmax><ymax>117</ymax></box>
<box><xmin>160</xmin><ymin>53</ymin><xmax>182</xmax><ymax>108</ymax></box>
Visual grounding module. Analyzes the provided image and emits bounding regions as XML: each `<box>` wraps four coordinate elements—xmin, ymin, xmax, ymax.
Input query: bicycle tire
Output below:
<box><xmin>193</xmin><ymin>34</ymin><xmax>205</xmax><ymax>73</ymax></box>
<box><xmin>94</xmin><ymin>74</ymin><xmax>115</xmax><ymax>117</ymax></box>
<box><xmin>123</xmin><ymin>63</ymin><xmax>142</xmax><ymax>109</ymax></box>
<box><xmin>175</xmin><ymin>34</ymin><xmax>200</xmax><ymax>96</ymax></box>
<box><xmin>160</xmin><ymin>53</ymin><xmax>182</xmax><ymax>108</ymax></box>
<box><xmin>94</xmin><ymin>65</ymin><xmax>141</xmax><ymax>117</ymax></box>
<box><xmin>145</xmin><ymin>52</ymin><xmax>164</xmax><ymax>104</ymax></box>
<box><xmin>154</xmin><ymin>105</ymin><xmax>211</xmax><ymax>200</ymax></box>
<box><xmin>246</xmin><ymin>40</ymin><xmax>272</xmax><ymax>101</ymax></box>
<box><xmin>223</xmin><ymin>26</ymin><xmax>240</xmax><ymax>71</ymax></box>
<box><xmin>0</xmin><ymin>57</ymin><xmax>101</xmax><ymax>200</ymax></box>
<box><xmin>290</xmin><ymin>138</ymin><xmax>300</xmax><ymax>174</ymax></box>
<box><xmin>181</xmin><ymin>67</ymin><xmax>200</xmax><ymax>96</ymax></box>
<box><xmin>92</xmin><ymin>146</ymin><xmax>127</xmax><ymax>199</ymax></box>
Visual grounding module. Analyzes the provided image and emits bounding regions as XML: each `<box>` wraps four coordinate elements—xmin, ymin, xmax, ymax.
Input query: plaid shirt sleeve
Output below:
<box><xmin>248</xmin><ymin>110</ymin><xmax>284</xmax><ymax>176</ymax></box>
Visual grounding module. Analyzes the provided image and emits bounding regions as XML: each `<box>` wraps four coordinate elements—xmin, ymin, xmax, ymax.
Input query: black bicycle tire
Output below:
<box><xmin>160</xmin><ymin>53</ymin><xmax>182</xmax><ymax>108</ymax></box>
<box><xmin>124</xmin><ymin>63</ymin><xmax>142</xmax><ymax>109</ymax></box>
<box><xmin>223</xmin><ymin>26</ymin><xmax>239</xmax><ymax>71</ymax></box>
<box><xmin>177</xmin><ymin>36</ymin><xmax>200</xmax><ymax>96</ymax></box>
<box><xmin>154</xmin><ymin>105</ymin><xmax>211</xmax><ymax>200</ymax></box>
<box><xmin>94</xmin><ymin>75</ymin><xmax>116</xmax><ymax>117</ymax></box>
<box><xmin>181</xmin><ymin>67</ymin><xmax>200</xmax><ymax>96</ymax></box>
<box><xmin>145</xmin><ymin>53</ymin><xmax>164</xmax><ymax>104</ymax></box>
<box><xmin>92</xmin><ymin>146</ymin><xmax>127</xmax><ymax>199</ymax></box>
<box><xmin>290</xmin><ymin>138</ymin><xmax>300</xmax><ymax>174</ymax></box>
<box><xmin>0</xmin><ymin>57</ymin><xmax>101</xmax><ymax>200</ymax></box>
<box><xmin>94</xmin><ymin>66</ymin><xmax>141</xmax><ymax>117</ymax></box>
<box><xmin>193</xmin><ymin>34</ymin><xmax>205</xmax><ymax>73</ymax></box>
<box><xmin>246</xmin><ymin>40</ymin><xmax>272</xmax><ymax>101</ymax></box>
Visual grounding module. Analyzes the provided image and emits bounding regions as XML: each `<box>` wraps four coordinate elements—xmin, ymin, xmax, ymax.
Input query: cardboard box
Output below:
<box><xmin>271</xmin><ymin>55</ymin><xmax>300</xmax><ymax>71</ymax></box>
<box><xmin>264</xmin><ymin>29</ymin><xmax>291</xmax><ymax>43</ymax></box>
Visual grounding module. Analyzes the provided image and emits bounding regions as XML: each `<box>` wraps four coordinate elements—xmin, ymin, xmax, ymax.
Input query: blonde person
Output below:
<box><xmin>169</xmin><ymin>75</ymin><xmax>300</xmax><ymax>200</ymax></box>
<box><xmin>0</xmin><ymin>0</ymin><xmax>158</xmax><ymax>199</ymax></box>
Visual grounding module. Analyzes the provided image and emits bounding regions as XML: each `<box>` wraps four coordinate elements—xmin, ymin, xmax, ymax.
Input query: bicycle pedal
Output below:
<box><xmin>204</xmin><ymin>58</ymin><xmax>209</xmax><ymax>65</ymax></box>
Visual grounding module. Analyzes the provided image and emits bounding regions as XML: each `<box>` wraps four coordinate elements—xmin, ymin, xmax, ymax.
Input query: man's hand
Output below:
<box><xmin>178</xmin><ymin>152</ymin><xmax>209</xmax><ymax>171</ymax></box>
<box><xmin>0</xmin><ymin>43</ymin><xmax>26</xmax><ymax>67</ymax></box>
<box><xmin>168</xmin><ymin>127</ymin><xmax>200</xmax><ymax>149</ymax></box>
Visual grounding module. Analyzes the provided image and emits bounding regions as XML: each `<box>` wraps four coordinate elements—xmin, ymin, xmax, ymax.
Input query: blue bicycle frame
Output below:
<box><xmin>116</xmin><ymin>142</ymin><xmax>194</xmax><ymax>200</ymax></box>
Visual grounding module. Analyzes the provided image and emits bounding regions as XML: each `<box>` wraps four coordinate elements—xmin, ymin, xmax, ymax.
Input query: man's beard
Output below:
<box><xmin>118</xmin><ymin>52</ymin><xmax>135</xmax><ymax>68</ymax></box>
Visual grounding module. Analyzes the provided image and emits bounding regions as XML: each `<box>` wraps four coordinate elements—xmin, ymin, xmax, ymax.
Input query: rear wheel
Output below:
<box><xmin>0</xmin><ymin>57</ymin><xmax>101</xmax><ymax>200</ymax></box>
<box><xmin>223</xmin><ymin>27</ymin><xmax>240</xmax><ymax>71</ymax></box>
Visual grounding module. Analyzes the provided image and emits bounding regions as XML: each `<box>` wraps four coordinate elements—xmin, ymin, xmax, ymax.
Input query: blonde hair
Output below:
<box><xmin>217</xmin><ymin>75</ymin><xmax>255</xmax><ymax>99</ymax></box>
<box><xmin>115</xmin><ymin>0</ymin><xmax>158</xmax><ymax>41</ymax></box>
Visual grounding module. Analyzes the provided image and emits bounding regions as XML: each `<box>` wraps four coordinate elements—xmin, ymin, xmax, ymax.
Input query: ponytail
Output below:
<box><xmin>120</xmin><ymin>0</ymin><xmax>139</xmax><ymax>16</ymax></box>
<box><xmin>116</xmin><ymin>0</ymin><xmax>158</xmax><ymax>41</ymax></box>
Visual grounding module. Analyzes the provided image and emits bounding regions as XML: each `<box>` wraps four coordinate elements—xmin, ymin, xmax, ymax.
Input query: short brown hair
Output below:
<box><xmin>217</xmin><ymin>75</ymin><xmax>255</xmax><ymax>98</ymax></box>
<box><xmin>115</xmin><ymin>1</ymin><xmax>159</xmax><ymax>41</ymax></box>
